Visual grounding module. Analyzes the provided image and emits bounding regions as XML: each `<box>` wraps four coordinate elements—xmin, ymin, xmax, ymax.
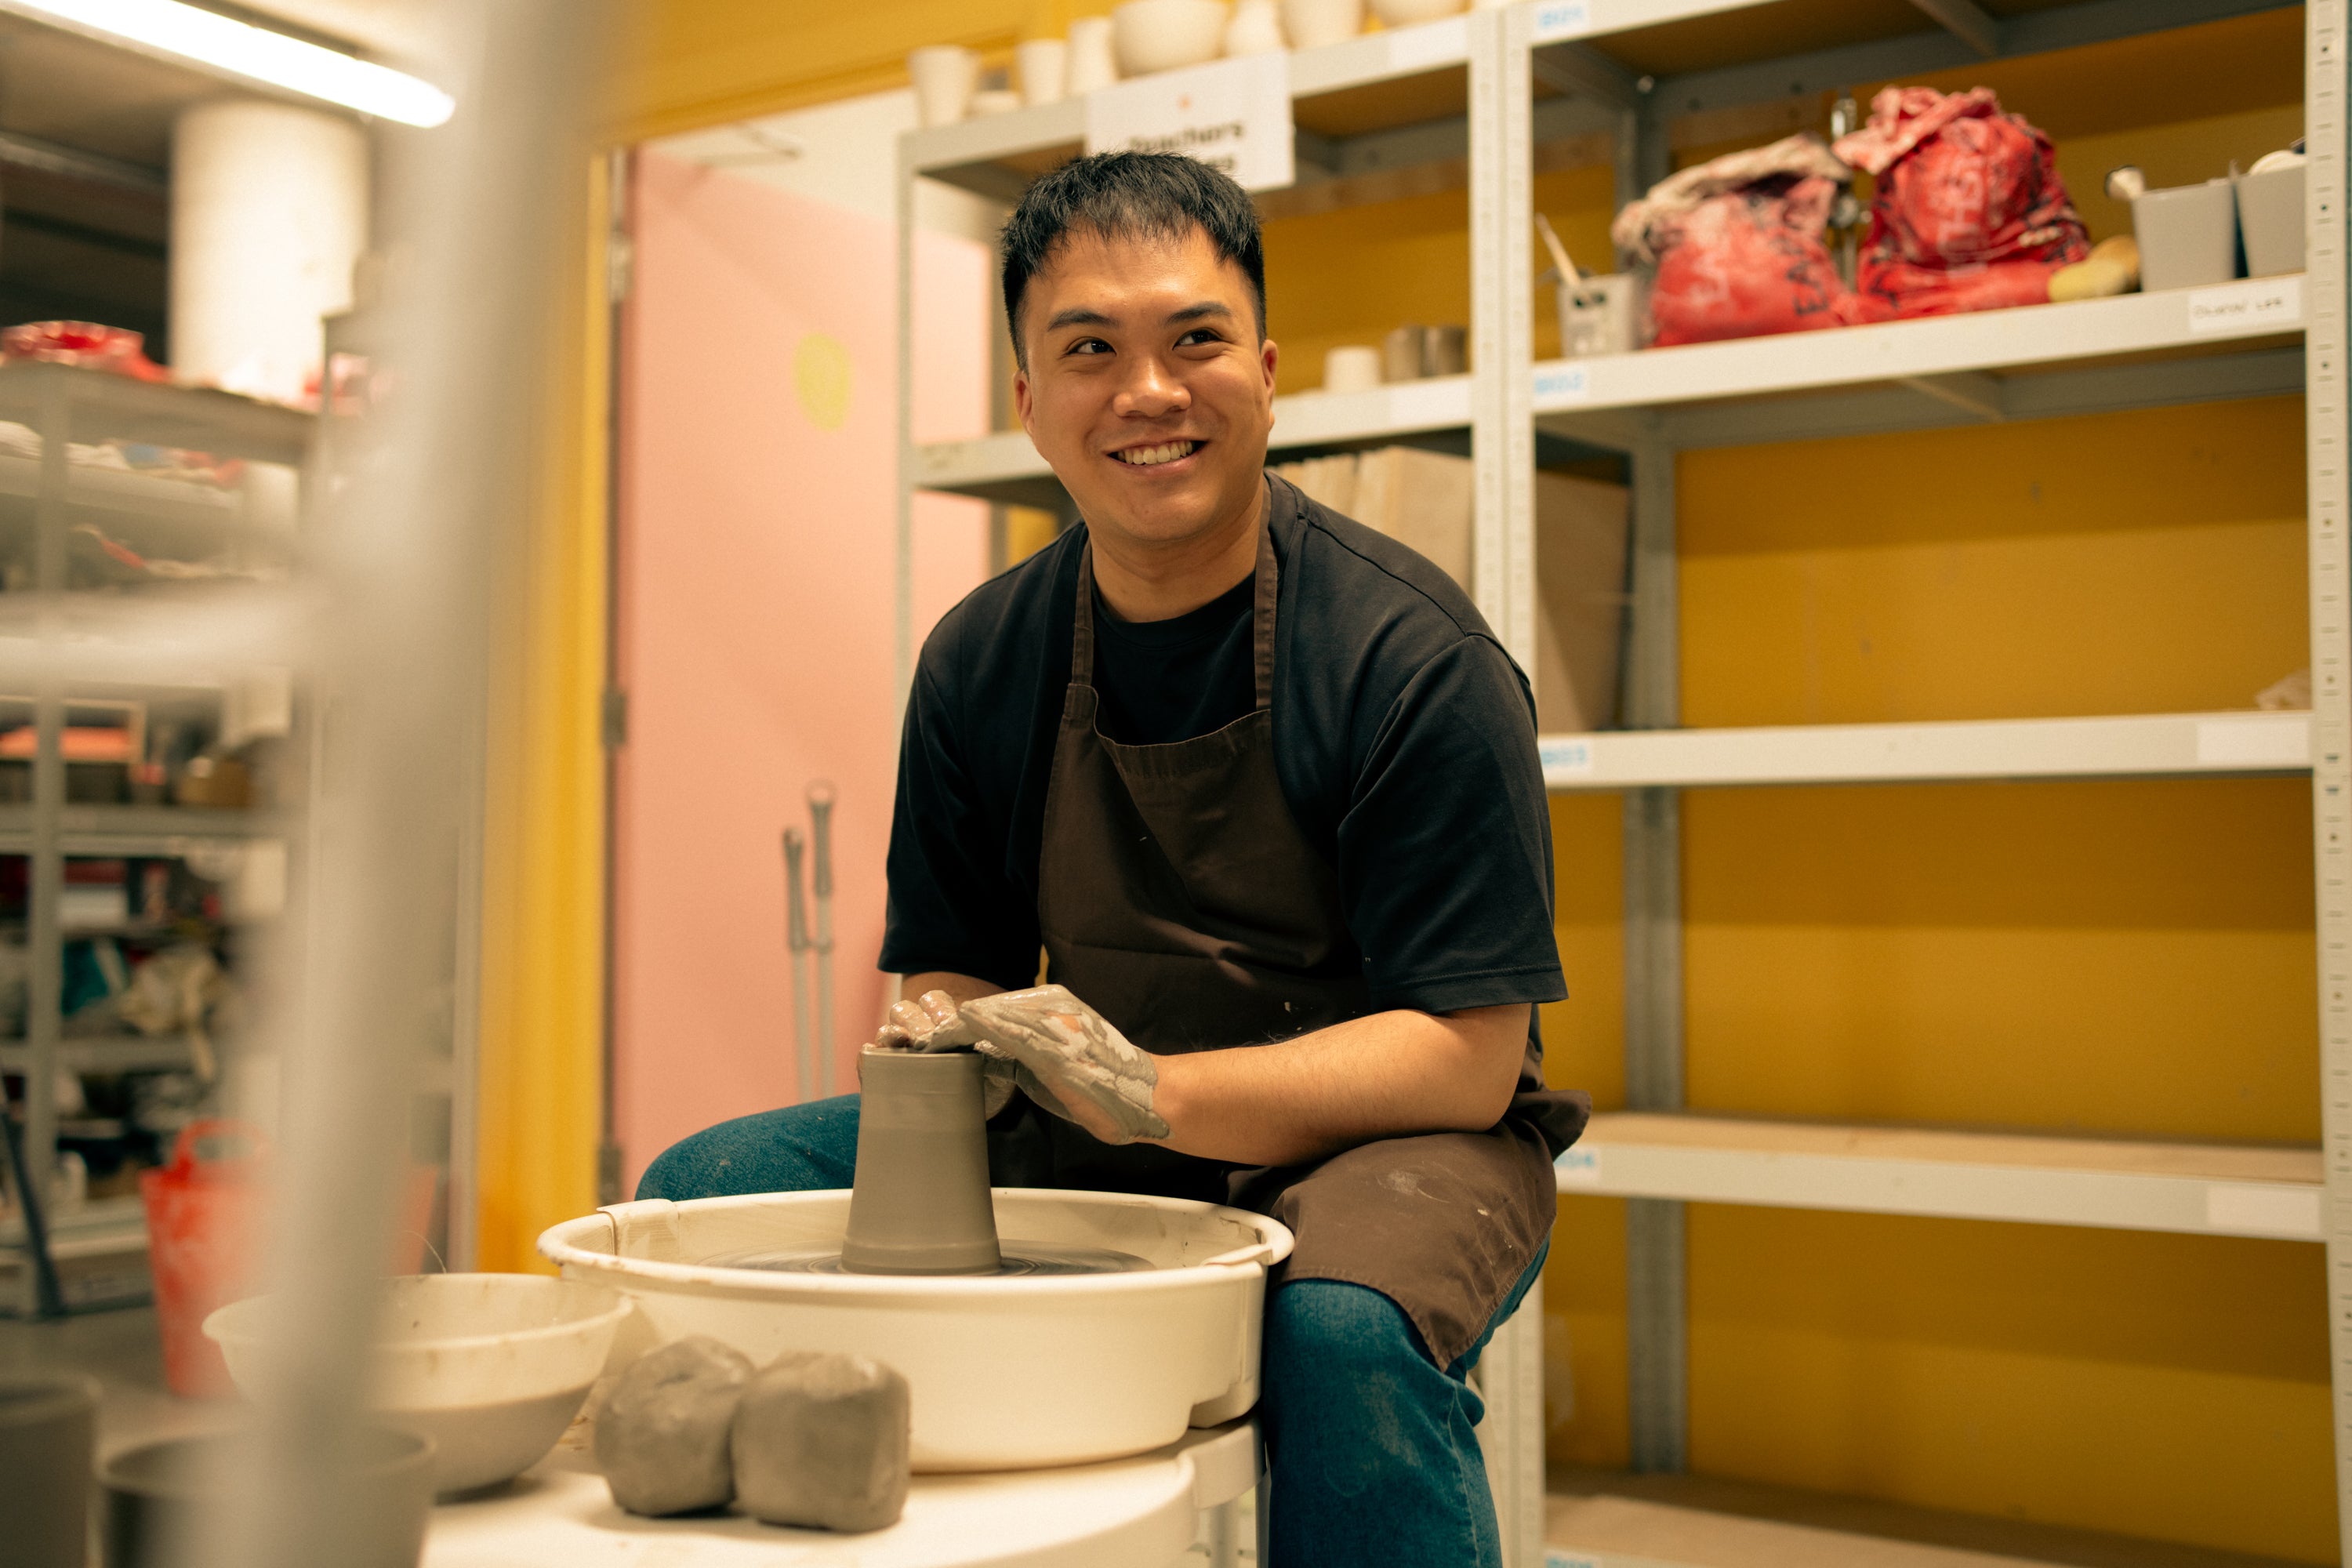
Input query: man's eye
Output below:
<box><xmin>1065</xmin><ymin>338</ymin><xmax>1112</xmax><ymax>356</ymax></box>
<box><xmin>1176</xmin><ymin>329</ymin><xmax>1225</xmax><ymax>347</ymax></box>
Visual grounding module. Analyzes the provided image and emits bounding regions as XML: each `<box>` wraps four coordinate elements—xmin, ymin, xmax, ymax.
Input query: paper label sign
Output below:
<box><xmin>1530</xmin><ymin>1</ymin><xmax>1593</xmax><ymax>42</ymax></box>
<box><xmin>1541</xmin><ymin>738</ymin><xmax>1596</xmax><ymax>779</ymax></box>
<box><xmin>1555</xmin><ymin>1147</ymin><xmax>1603</xmax><ymax>1187</ymax></box>
<box><xmin>1085</xmin><ymin>53</ymin><xmax>1294</xmax><ymax>193</ymax></box>
<box><xmin>1533</xmin><ymin>363</ymin><xmax>1592</xmax><ymax>405</ymax></box>
<box><xmin>2187</xmin><ymin>275</ymin><xmax>2303</xmax><ymax>335</ymax></box>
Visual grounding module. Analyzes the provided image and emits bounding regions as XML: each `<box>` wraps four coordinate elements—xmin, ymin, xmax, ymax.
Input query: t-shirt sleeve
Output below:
<box><xmin>1338</xmin><ymin>636</ymin><xmax>1566</xmax><ymax>1014</ymax></box>
<box><xmin>877</xmin><ymin>648</ymin><xmax>1042</xmax><ymax>990</ymax></box>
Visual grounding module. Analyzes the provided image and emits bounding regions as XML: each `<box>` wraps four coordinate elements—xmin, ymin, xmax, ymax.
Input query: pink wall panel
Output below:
<box><xmin>615</xmin><ymin>150</ymin><xmax>991</xmax><ymax>1190</ymax></box>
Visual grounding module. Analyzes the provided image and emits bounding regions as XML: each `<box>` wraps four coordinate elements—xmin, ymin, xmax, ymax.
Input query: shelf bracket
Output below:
<box><xmin>1530</xmin><ymin>42</ymin><xmax>1647</xmax><ymax>115</ymax></box>
<box><xmin>1904</xmin><ymin>0</ymin><xmax>2001</xmax><ymax>56</ymax></box>
<box><xmin>1898</xmin><ymin>371</ymin><xmax>2007</xmax><ymax>422</ymax></box>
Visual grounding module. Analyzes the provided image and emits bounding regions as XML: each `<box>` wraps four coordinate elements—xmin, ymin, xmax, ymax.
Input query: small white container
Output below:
<box><xmin>1114</xmin><ymin>0</ymin><xmax>1232</xmax><ymax>75</ymax></box>
<box><xmin>907</xmin><ymin>45</ymin><xmax>979</xmax><ymax>129</ymax></box>
<box><xmin>1323</xmin><ymin>344</ymin><xmax>1384</xmax><ymax>394</ymax></box>
<box><xmin>1281</xmin><ymin>0</ymin><xmax>1364</xmax><ymax>47</ymax></box>
<box><xmin>2132</xmin><ymin>177</ymin><xmax>2241</xmax><ymax>292</ymax></box>
<box><xmin>1067</xmin><ymin>16</ymin><xmax>1121</xmax><ymax>93</ymax></box>
<box><xmin>1371</xmin><ymin>0</ymin><xmax>1465</xmax><ymax>23</ymax></box>
<box><xmin>1556</xmin><ymin>274</ymin><xmax>1639</xmax><ymax>358</ymax></box>
<box><xmin>1226</xmin><ymin>0</ymin><xmax>1286</xmax><ymax>54</ymax></box>
<box><xmin>541</xmin><ymin>1190</ymin><xmax>1291</xmax><ymax>1473</ymax></box>
<box><xmin>1017</xmin><ymin>38</ymin><xmax>1069</xmax><ymax>106</ymax></box>
<box><xmin>2238</xmin><ymin>161</ymin><xmax>2306</xmax><ymax>278</ymax></box>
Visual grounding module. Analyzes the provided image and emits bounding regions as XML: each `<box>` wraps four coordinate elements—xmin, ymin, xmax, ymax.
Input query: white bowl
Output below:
<box><xmin>205</xmin><ymin>1274</ymin><xmax>630</xmax><ymax>1497</ymax></box>
<box><xmin>1370</xmin><ymin>0</ymin><xmax>1465</xmax><ymax>23</ymax></box>
<box><xmin>1113</xmin><ymin>0</ymin><xmax>1232</xmax><ymax>76</ymax></box>
<box><xmin>540</xmin><ymin>1189</ymin><xmax>1292</xmax><ymax>1472</ymax></box>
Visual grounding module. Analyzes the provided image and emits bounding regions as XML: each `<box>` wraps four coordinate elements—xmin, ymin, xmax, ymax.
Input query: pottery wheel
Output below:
<box><xmin>700</xmin><ymin>1242</ymin><xmax>1154</xmax><ymax>1277</ymax></box>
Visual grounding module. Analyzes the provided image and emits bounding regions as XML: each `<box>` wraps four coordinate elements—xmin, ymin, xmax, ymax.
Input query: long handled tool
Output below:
<box><xmin>782</xmin><ymin>828</ymin><xmax>815</xmax><ymax>1105</ymax></box>
<box><xmin>1</xmin><ymin>1094</ymin><xmax>66</xmax><ymax>1319</ymax></box>
<box><xmin>807</xmin><ymin>782</ymin><xmax>837</xmax><ymax>1099</ymax></box>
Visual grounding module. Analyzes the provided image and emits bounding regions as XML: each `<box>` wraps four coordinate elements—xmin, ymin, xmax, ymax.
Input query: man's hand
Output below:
<box><xmin>960</xmin><ymin>986</ymin><xmax>1168</xmax><ymax>1145</ymax></box>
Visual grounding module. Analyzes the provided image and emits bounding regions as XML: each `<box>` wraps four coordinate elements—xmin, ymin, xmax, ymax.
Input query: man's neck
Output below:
<box><xmin>1088</xmin><ymin>479</ymin><xmax>1266</xmax><ymax>623</ymax></box>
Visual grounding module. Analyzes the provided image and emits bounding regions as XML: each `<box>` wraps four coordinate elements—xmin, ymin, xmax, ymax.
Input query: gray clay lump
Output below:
<box><xmin>731</xmin><ymin>1352</ymin><xmax>912</xmax><ymax>1533</ymax></box>
<box><xmin>596</xmin><ymin>1335</ymin><xmax>753</xmax><ymax>1517</ymax></box>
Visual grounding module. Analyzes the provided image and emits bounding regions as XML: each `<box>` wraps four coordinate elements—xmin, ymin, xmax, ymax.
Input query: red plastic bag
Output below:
<box><xmin>1832</xmin><ymin>86</ymin><xmax>2088</xmax><ymax>319</ymax></box>
<box><xmin>1</xmin><ymin>321</ymin><xmax>169</xmax><ymax>381</ymax></box>
<box><xmin>1612</xmin><ymin>135</ymin><xmax>1882</xmax><ymax>347</ymax></box>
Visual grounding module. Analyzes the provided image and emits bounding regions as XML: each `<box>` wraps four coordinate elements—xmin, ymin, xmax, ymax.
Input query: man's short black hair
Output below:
<box><xmin>1000</xmin><ymin>151</ymin><xmax>1265</xmax><ymax>369</ymax></box>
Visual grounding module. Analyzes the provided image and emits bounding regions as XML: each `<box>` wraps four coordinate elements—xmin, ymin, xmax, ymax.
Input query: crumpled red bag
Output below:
<box><xmin>1612</xmin><ymin>135</ymin><xmax>1883</xmax><ymax>347</ymax></box>
<box><xmin>0</xmin><ymin>321</ymin><xmax>169</xmax><ymax>381</ymax></box>
<box><xmin>1832</xmin><ymin>86</ymin><xmax>2088</xmax><ymax>318</ymax></box>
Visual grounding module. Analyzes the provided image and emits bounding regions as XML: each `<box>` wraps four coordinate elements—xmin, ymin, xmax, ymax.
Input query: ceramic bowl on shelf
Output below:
<box><xmin>1281</xmin><ymin>0</ymin><xmax>1364</xmax><ymax>48</ymax></box>
<box><xmin>1113</xmin><ymin>0</ymin><xmax>1232</xmax><ymax>76</ymax></box>
<box><xmin>1370</xmin><ymin>0</ymin><xmax>1465</xmax><ymax>23</ymax></box>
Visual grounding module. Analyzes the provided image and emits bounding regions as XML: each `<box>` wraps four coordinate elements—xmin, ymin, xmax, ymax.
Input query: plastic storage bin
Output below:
<box><xmin>2133</xmin><ymin>178</ymin><xmax>2241</xmax><ymax>292</ymax></box>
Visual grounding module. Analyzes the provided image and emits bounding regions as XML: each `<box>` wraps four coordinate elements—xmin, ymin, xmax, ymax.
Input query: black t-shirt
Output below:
<box><xmin>880</xmin><ymin>474</ymin><xmax>1567</xmax><ymax>1025</ymax></box>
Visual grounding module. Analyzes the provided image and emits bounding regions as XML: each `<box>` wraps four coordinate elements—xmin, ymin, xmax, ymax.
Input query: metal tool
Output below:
<box><xmin>1</xmin><ymin>1094</ymin><xmax>67</xmax><ymax>1319</ymax></box>
<box><xmin>783</xmin><ymin>828</ymin><xmax>814</xmax><ymax>1105</ymax></box>
<box><xmin>807</xmin><ymin>782</ymin><xmax>837</xmax><ymax>1099</ymax></box>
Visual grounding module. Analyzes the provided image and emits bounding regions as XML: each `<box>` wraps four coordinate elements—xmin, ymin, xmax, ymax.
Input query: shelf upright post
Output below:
<box><xmin>2303</xmin><ymin>1</ymin><xmax>2352</xmax><ymax>1552</ymax></box>
<box><xmin>16</xmin><ymin>368</ymin><xmax>71</xmax><ymax>1315</ymax></box>
<box><xmin>1473</xmin><ymin>13</ymin><xmax>1545</xmax><ymax>1562</ymax></box>
<box><xmin>1623</xmin><ymin>421</ymin><xmax>1686</xmax><ymax>1473</ymax></box>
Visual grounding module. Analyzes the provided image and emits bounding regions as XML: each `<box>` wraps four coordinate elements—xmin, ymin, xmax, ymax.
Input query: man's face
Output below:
<box><xmin>1012</xmin><ymin>225</ymin><xmax>1278</xmax><ymax>552</ymax></box>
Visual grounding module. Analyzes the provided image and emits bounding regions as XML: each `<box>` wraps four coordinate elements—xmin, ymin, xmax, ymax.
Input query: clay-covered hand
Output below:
<box><xmin>871</xmin><ymin>989</ymin><xmax>1018</xmax><ymax>1116</ymax></box>
<box><xmin>958</xmin><ymin>985</ymin><xmax>1167</xmax><ymax>1145</ymax></box>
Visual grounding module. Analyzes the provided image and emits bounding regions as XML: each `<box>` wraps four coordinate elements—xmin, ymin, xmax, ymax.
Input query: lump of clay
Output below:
<box><xmin>731</xmin><ymin>1352</ymin><xmax>911</xmax><ymax>1533</ymax></box>
<box><xmin>595</xmin><ymin>1335</ymin><xmax>753</xmax><ymax>1517</ymax></box>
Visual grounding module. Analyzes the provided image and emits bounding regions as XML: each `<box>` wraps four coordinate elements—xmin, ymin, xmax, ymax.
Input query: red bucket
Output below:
<box><xmin>139</xmin><ymin>1119</ymin><xmax>268</xmax><ymax>1399</ymax></box>
<box><xmin>139</xmin><ymin>1122</ymin><xmax>441</xmax><ymax>1399</ymax></box>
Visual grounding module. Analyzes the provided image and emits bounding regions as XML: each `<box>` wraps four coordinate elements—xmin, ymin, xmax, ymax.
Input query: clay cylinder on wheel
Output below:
<box><xmin>841</xmin><ymin>1048</ymin><xmax>1000</xmax><ymax>1275</ymax></box>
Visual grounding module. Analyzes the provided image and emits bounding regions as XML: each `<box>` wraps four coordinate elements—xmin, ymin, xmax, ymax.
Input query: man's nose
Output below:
<box><xmin>1111</xmin><ymin>355</ymin><xmax>1189</xmax><ymax>419</ymax></box>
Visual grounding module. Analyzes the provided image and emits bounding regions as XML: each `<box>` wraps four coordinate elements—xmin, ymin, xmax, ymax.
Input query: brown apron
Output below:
<box><xmin>984</xmin><ymin>500</ymin><xmax>1588</xmax><ymax>1367</ymax></box>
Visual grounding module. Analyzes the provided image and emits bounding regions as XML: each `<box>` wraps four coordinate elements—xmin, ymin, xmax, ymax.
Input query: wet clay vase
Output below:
<box><xmin>840</xmin><ymin>1048</ymin><xmax>1001</xmax><ymax>1275</ymax></box>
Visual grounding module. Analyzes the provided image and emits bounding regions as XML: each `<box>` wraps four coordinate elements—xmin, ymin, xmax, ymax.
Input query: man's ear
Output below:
<box><xmin>1259</xmin><ymin>336</ymin><xmax>1278</xmax><ymax>396</ymax></box>
<box><xmin>1012</xmin><ymin>364</ymin><xmax>1034</xmax><ymax>435</ymax></box>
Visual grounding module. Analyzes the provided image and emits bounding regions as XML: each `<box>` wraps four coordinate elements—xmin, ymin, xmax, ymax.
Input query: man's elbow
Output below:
<box><xmin>1437</xmin><ymin>1003</ymin><xmax>1530</xmax><ymax>1130</ymax></box>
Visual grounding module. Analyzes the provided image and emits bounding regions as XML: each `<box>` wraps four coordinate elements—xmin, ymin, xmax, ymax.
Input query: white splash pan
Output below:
<box><xmin>537</xmin><ymin>1189</ymin><xmax>1293</xmax><ymax>1472</ymax></box>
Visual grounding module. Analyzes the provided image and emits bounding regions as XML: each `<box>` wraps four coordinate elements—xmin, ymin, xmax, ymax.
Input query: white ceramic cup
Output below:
<box><xmin>1226</xmin><ymin>0</ymin><xmax>1286</xmax><ymax>54</ymax></box>
<box><xmin>907</xmin><ymin>45</ymin><xmax>978</xmax><ymax>129</ymax></box>
<box><xmin>1370</xmin><ymin>0</ymin><xmax>1465</xmax><ymax>23</ymax></box>
<box><xmin>1017</xmin><ymin>38</ymin><xmax>1069</xmax><ymax>105</ymax></box>
<box><xmin>1323</xmin><ymin>345</ymin><xmax>1383</xmax><ymax>394</ymax></box>
<box><xmin>1279</xmin><ymin>0</ymin><xmax>1364</xmax><ymax>49</ymax></box>
<box><xmin>1067</xmin><ymin>16</ymin><xmax>1120</xmax><ymax>94</ymax></box>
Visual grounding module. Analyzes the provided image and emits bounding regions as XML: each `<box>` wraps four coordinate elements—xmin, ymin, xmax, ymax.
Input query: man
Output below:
<box><xmin>642</xmin><ymin>151</ymin><xmax>1588</xmax><ymax>1566</ymax></box>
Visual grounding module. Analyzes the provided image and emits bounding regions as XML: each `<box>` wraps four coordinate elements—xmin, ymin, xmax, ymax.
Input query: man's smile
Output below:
<box><xmin>1109</xmin><ymin>439</ymin><xmax>1203</xmax><ymax>468</ymax></box>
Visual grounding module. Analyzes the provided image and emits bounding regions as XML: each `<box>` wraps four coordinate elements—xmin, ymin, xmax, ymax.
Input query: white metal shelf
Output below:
<box><xmin>1538</xmin><ymin>710</ymin><xmax>2312</xmax><ymax>791</ymax></box>
<box><xmin>1556</xmin><ymin>1112</ymin><xmax>2323</xmax><ymax>1241</ymax></box>
<box><xmin>915</xmin><ymin>376</ymin><xmax>1472</xmax><ymax>503</ymax></box>
<box><xmin>0</xmin><ymin>1033</ymin><xmax>198</xmax><ymax>1074</ymax></box>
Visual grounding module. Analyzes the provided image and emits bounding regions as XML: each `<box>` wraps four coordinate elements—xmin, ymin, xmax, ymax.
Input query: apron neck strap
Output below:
<box><xmin>1072</xmin><ymin>506</ymin><xmax>1280</xmax><ymax>713</ymax></box>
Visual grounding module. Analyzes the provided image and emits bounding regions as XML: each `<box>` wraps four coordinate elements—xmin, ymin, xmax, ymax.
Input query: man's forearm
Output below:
<box><xmin>1149</xmin><ymin>1004</ymin><xmax>1530</xmax><ymax>1167</ymax></box>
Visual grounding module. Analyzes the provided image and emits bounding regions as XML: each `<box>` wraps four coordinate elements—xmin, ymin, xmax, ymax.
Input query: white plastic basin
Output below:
<box><xmin>536</xmin><ymin>1189</ymin><xmax>1293</xmax><ymax>1472</ymax></box>
<box><xmin>205</xmin><ymin>1273</ymin><xmax>630</xmax><ymax>1496</ymax></box>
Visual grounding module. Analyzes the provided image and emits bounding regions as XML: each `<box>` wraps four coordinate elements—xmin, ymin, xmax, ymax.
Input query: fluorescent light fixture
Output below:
<box><xmin>6</xmin><ymin>0</ymin><xmax>455</xmax><ymax>127</ymax></box>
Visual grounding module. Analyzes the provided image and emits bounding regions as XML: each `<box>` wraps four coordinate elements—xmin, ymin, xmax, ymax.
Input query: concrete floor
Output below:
<box><xmin>0</xmin><ymin>1303</ymin><xmax>241</xmax><ymax>1462</ymax></box>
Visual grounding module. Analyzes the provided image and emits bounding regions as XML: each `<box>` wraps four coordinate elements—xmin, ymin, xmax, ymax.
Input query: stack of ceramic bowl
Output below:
<box><xmin>909</xmin><ymin>0</ymin><xmax>1489</xmax><ymax>128</ymax></box>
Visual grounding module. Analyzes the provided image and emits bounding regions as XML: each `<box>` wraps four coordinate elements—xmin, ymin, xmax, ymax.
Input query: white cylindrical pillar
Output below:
<box><xmin>171</xmin><ymin>100</ymin><xmax>369</xmax><ymax>403</ymax></box>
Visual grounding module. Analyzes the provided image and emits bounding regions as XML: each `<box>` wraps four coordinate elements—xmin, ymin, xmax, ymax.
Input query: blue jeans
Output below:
<box><xmin>641</xmin><ymin>1099</ymin><xmax>1548</xmax><ymax>1568</ymax></box>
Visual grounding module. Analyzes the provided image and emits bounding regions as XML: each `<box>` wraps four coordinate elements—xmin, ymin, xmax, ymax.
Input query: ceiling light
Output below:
<box><xmin>5</xmin><ymin>0</ymin><xmax>455</xmax><ymax>128</ymax></box>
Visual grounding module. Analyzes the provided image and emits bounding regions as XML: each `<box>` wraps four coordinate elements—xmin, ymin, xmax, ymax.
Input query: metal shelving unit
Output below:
<box><xmin>0</xmin><ymin>359</ymin><xmax>313</xmax><ymax>1317</ymax></box>
<box><xmin>893</xmin><ymin>1</ymin><xmax>2344</xmax><ymax>1559</ymax></box>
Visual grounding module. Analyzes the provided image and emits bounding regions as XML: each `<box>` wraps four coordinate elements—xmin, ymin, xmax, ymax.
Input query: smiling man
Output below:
<box><xmin>641</xmin><ymin>152</ymin><xmax>1588</xmax><ymax>1566</ymax></box>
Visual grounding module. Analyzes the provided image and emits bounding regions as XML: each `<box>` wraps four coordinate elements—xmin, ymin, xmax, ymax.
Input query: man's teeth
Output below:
<box><xmin>1115</xmin><ymin>441</ymin><xmax>1197</xmax><ymax>466</ymax></box>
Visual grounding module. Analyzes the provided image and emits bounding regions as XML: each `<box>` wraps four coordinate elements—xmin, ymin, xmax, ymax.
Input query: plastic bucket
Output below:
<box><xmin>140</xmin><ymin>1122</ymin><xmax>440</xmax><ymax>1399</ymax></box>
<box><xmin>140</xmin><ymin>1120</ymin><xmax>270</xmax><ymax>1398</ymax></box>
